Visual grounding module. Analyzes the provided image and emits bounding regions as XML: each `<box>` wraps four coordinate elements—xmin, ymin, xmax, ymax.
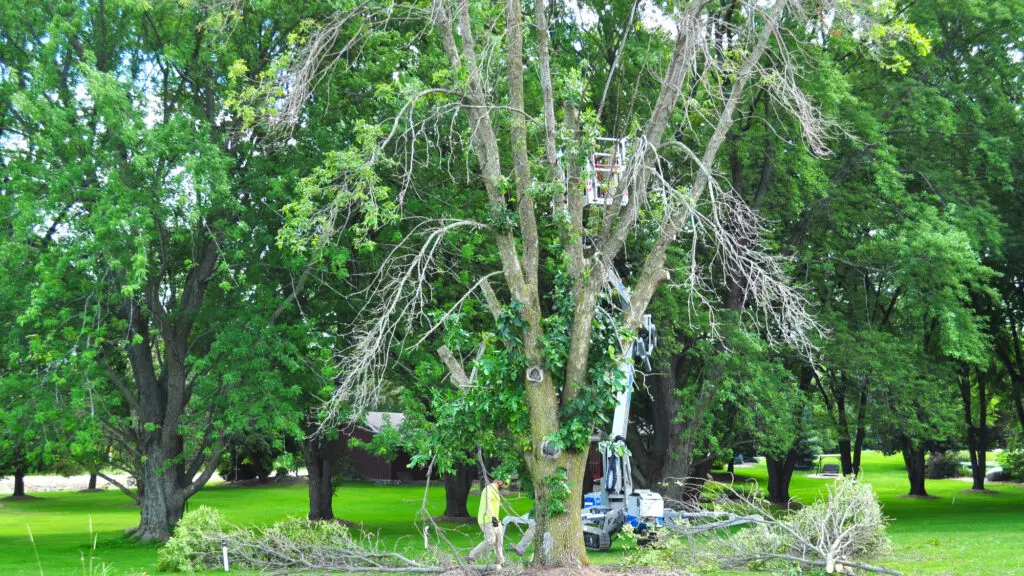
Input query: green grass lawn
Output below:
<box><xmin>1</xmin><ymin>451</ymin><xmax>1022</xmax><ymax>575</ymax></box>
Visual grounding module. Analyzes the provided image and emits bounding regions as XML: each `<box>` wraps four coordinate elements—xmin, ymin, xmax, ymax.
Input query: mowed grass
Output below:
<box><xmin>738</xmin><ymin>451</ymin><xmax>1024</xmax><ymax>576</ymax></box>
<box><xmin>1</xmin><ymin>451</ymin><xmax>1022</xmax><ymax>575</ymax></box>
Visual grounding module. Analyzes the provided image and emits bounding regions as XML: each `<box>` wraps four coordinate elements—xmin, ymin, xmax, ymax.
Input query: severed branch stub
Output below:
<box><xmin>525</xmin><ymin>365</ymin><xmax>544</xmax><ymax>383</ymax></box>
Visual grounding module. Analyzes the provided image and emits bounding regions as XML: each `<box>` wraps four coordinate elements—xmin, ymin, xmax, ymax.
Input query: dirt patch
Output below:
<box><xmin>898</xmin><ymin>494</ymin><xmax>940</xmax><ymax>500</ymax></box>
<box><xmin>805</xmin><ymin>474</ymin><xmax>842</xmax><ymax>480</ymax></box>
<box><xmin>960</xmin><ymin>489</ymin><xmax>999</xmax><ymax>495</ymax></box>
<box><xmin>2</xmin><ymin>494</ymin><xmax>41</xmax><ymax>502</ymax></box>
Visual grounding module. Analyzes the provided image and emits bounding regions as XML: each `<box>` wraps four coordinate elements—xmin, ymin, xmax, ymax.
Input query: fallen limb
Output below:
<box><xmin>737</xmin><ymin>553</ymin><xmax>903</xmax><ymax>576</ymax></box>
<box><xmin>658</xmin><ymin>477</ymin><xmax>899</xmax><ymax>576</ymax></box>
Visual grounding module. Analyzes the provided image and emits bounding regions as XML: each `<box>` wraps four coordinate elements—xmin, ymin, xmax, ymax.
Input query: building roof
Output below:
<box><xmin>363</xmin><ymin>411</ymin><xmax>405</xmax><ymax>434</ymax></box>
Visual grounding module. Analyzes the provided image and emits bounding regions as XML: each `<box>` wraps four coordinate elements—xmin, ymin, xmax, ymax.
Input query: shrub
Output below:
<box><xmin>158</xmin><ymin>508</ymin><xmax>414</xmax><ymax>573</ymax></box>
<box><xmin>925</xmin><ymin>450</ymin><xmax>963</xmax><ymax>479</ymax></box>
<box><xmin>156</xmin><ymin>506</ymin><xmax>226</xmax><ymax>573</ymax></box>
<box><xmin>793</xmin><ymin>436</ymin><xmax>823</xmax><ymax>471</ymax></box>
<box><xmin>998</xmin><ymin>436</ymin><xmax>1024</xmax><ymax>481</ymax></box>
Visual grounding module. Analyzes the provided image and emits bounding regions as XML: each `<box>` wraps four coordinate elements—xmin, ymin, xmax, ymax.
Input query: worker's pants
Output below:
<box><xmin>468</xmin><ymin>522</ymin><xmax>504</xmax><ymax>564</ymax></box>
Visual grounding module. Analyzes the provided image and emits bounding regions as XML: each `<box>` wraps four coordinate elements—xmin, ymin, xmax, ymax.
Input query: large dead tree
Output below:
<box><xmin>276</xmin><ymin>0</ymin><xmax>834</xmax><ymax>567</ymax></box>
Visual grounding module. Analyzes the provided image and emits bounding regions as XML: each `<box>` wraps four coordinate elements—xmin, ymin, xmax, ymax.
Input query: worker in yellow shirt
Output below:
<box><xmin>466</xmin><ymin>477</ymin><xmax>506</xmax><ymax>567</ymax></box>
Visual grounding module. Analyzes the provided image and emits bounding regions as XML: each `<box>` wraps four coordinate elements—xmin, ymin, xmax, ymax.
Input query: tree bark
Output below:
<box><xmin>581</xmin><ymin>459</ymin><xmax>595</xmax><ymax>506</ymax></box>
<box><xmin>303</xmin><ymin>430</ymin><xmax>344</xmax><ymax>521</ymax></box>
<box><xmin>974</xmin><ymin>376</ymin><xmax>988</xmax><ymax>491</ymax></box>
<box><xmin>961</xmin><ymin>371</ymin><xmax>988</xmax><ymax>491</ymax></box>
<box><xmin>1013</xmin><ymin>376</ymin><xmax>1024</xmax><ymax>436</ymax></box>
<box><xmin>528</xmin><ymin>448</ymin><xmax>589</xmax><ymax>567</ymax></box>
<box><xmin>136</xmin><ymin>440</ymin><xmax>178</xmax><ymax>541</ymax></box>
<box><xmin>836</xmin><ymin>388</ymin><xmax>854</xmax><ymax>476</ymax></box>
<box><xmin>88</xmin><ymin>473</ymin><xmax>98</xmax><ymax>491</ymax></box>
<box><xmin>443</xmin><ymin>464</ymin><xmax>473</xmax><ymax>519</ymax></box>
<box><xmin>12</xmin><ymin>471</ymin><xmax>26</xmax><ymax>498</ymax></box>
<box><xmin>852</xmin><ymin>390</ymin><xmax>867</xmax><ymax>474</ymax></box>
<box><xmin>766</xmin><ymin>451</ymin><xmax>798</xmax><ymax>505</ymax></box>
<box><xmin>900</xmin><ymin>438</ymin><xmax>928</xmax><ymax>497</ymax></box>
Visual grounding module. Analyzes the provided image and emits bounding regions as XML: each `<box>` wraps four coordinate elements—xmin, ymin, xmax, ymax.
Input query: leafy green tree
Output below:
<box><xmin>0</xmin><ymin>0</ymin><xmax>344</xmax><ymax>538</ymax></box>
<box><xmin>260</xmin><ymin>0</ymin><xmax>938</xmax><ymax>564</ymax></box>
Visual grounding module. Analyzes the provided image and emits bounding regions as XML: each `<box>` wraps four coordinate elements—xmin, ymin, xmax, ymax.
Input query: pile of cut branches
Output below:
<box><xmin>662</xmin><ymin>477</ymin><xmax>899</xmax><ymax>575</ymax></box>
<box><xmin>157</xmin><ymin>506</ymin><xmax>461</xmax><ymax>574</ymax></box>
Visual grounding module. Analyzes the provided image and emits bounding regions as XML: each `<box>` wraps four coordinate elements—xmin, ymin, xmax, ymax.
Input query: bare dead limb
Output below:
<box><xmin>320</xmin><ymin>218</ymin><xmax>486</xmax><ymax>429</ymax></box>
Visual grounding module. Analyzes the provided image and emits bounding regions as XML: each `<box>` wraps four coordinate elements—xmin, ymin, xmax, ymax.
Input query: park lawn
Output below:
<box><xmin>0</xmin><ymin>451</ymin><xmax>1022</xmax><ymax>575</ymax></box>
<box><xmin>0</xmin><ymin>481</ymin><xmax>536</xmax><ymax>576</ymax></box>
<box><xmin>737</xmin><ymin>450</ymin><xmax>1024</xmax><ymax>576</ymax></box>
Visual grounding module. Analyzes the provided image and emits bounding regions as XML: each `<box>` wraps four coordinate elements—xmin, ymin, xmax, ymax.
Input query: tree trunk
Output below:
<box><xmin>88</xmin><ymin>473</ymin><xmax>98</xmax><ymax>491</ymax></box>
<box><xmin>303</xmin><ymin>433</ymin><xmax>341</xmax><ymax>522</ymax></box>
<box><xmin>443</xmin><ymin>464</ymin><xmax>473</xmax><ymax>519</ymax></box>
<box><xmin>901</xmin><ymin>438</ymin><xmax>928</xmax><ymax>497</ymax></box>
<box><xmin>581</xmin><ymin>458</ymin><xmax>595</xmax><ymax>506</ymax></box>
<box><xmin>135</xmin><ymin>439</ymin><xmax>180</xmax><ymax>541</ymax></box>
<box><xmin>960</xmin><ymin>370</ymin><xmax>990</xmax><ymax>491</ymax></box>
<box><xmin>852</xmin><ymin>390</ymin><xmax>867</xmax><ymax>474</ymax></box>
<box><xmin>973</xmin><ymin>373</ymin><xmax>987</xmax><ymax>491</ymax></box>
<box><xmin>836</xmin><ymin>389</ymin><xmax>854</xmax><ymax>476</ymax></box>
<box><xmin>12</xmin><ymin>471</ymin><xmax>26</xmax><ymax>498</ymax></box>
<box><xmin>682</xmin><ymin>459</ymin><xmax>714</xmax><ymax>503</ymax></box>
<box><xmin>974</xmin><ymin>384</ymin><xmax>988</xmax><ymax>491</ymax></box>
<box><xmin>528</xmin><ymin>448</ymin><xmax>588</xmax><ymax>567</ymax></box>
<box><xmin>1013</xmin><ymin>376</ymin><xmax>1024</xmax><ymax>436</ymax></box>
<box><xmin>630</xmin><ymin>367</ymin><xmax>684</xmax><ymax>487</ymax></box>
<box><xmin>766</xmin><ymin>451</ymin><xmax>798</xmax><ymax>505</ymax></box>
<box><xmin>660</xmin><ymin>375</ymin><xmax>718</xmax><ymax>501</ymax></box>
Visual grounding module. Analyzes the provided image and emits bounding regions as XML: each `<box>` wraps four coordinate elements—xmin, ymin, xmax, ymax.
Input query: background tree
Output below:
<box><xmin>0</xmin><ymin>0</ymin><xmax>345</xmax><ymax>540</ymax></box>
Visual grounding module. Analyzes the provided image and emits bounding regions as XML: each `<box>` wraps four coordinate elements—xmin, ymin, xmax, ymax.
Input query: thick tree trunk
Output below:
<box><xmin>303</xmin><ymin>432</ymin><xmax>343</xmax><ymax>522</ymax></box>
<box><xmin>901</xmin><ymin>439</ymin><xmax>928</xmax><ymax>497</ymax></box>
<box><xmin>13</xmin><ymin>471</ymin><xmax>26</xmax><ymax>497</ymax></box>
<box><xmin>630</xmin><ymin>368</ymin><xmax>683</xmax><ymax>487</ymax></box>
<box><xmin>581</xmin><ymin>461</ymin><xmax>595</xmax><ymax>506</ymax></box>
<box><xmin>528</xmin><ymin>449</ymin><xmax>588</xmax><ymax>567</ymax></box>
<box><xmin>443</xmin><ymin>464</ymin><xmax>473</xmax><ymax>519</ymax></box>
<box><xmin>766</xmin><ymin>451</ymin><xmax>798</xmax><ymax>505</ymax></box>
<box><xmin>135</xmin><ymin>440</ymin><xmax>181</xmax><ymax>541</ymax></box>
<box><xmin>88</xmin><ymin>473</ymin><xmax>98</xmax><ymax>490</ymax></box>
<box><xmin>682</xmin><ymin>459</ymin><xmax>714</xmax><ymax>503</ymax></box>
